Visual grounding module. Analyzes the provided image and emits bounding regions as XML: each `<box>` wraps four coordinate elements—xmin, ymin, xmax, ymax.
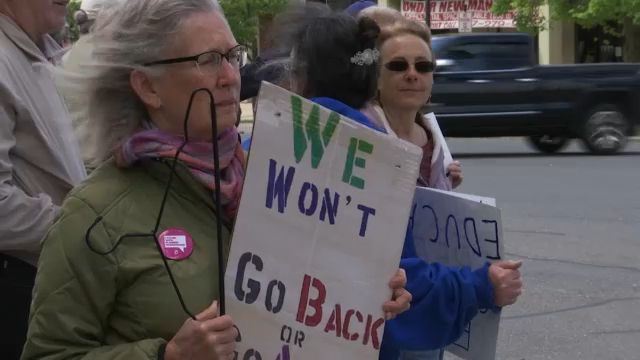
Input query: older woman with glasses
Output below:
<box><xmin>22</xmin><ymin>1</ymin><xmax>245</xmax><ymax>359</ymax></box>
<box><xmin>21</xmin><ymin>1</ymin><xmax>411</xmax><ymax>360</ymax></box>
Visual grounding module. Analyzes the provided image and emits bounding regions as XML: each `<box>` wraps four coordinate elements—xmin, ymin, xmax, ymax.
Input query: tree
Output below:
<box><xmin>492</xmin><ymin>0</ymin><xmax>640</xmax><ymax>62</ymax></box>
<box><xmin>220</xmin><ymin>0</ymin><xmax>288</xmax><ymax>58</ymax></box>
<box><xmin>66</xmin><ymin>0</ymin><xmax>82</xmax><ymax>42</ymax></box>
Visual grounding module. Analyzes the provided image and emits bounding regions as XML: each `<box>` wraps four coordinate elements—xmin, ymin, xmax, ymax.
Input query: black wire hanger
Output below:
<box><xmin>84</xmin><ymin>88</ymin><xmax>227</xmax><ymax>319</ymax></box>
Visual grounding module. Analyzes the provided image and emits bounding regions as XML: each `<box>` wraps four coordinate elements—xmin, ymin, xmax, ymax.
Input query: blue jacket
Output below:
<box><xmin>242</xmin><ymin>97</ymin><xmax>385</xmax><ymax>151</ymax></box>
<box><xmin>245</xmin><ymin>96</ymin><xmax>496</xmax><ymax>359</ymax></box>
<box><xmin>306</xmin><ymin>98</ymin><xmax>496</xmax><ymax>359</ymax></box>
<box><xmin>379</xmin><ymin>229</ymin><xmax>495</xmax><ymax>359</ymax></box>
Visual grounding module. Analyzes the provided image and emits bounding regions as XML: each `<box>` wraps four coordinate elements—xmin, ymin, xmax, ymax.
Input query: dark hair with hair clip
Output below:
<box><xmin>274</xmin><ymin>3</ymin><xmax>381</xmax><ymax>109</ymax></box>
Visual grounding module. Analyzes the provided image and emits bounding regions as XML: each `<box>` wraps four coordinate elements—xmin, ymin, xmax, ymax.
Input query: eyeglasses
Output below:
<box><xmin>384</xmin><ymin>60</ymin><xmax>435</xmax><ymax>74</ymax></box>
<box><xmin>144</xmin><ymin>45</ymin><xmax>246</xmax><ymax>76</ymax></box>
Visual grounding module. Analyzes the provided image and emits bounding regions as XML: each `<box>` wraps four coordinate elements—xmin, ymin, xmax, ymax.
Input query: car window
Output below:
<box><xmin>436</xmin><ymin>40</ymin><xmax>532</xmax><ymax>72</ymax></box>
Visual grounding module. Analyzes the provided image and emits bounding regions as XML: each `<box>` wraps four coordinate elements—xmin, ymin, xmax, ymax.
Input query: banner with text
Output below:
<box><xmin>401</xmin><ymin>0</ymin><xmax>515</xmax><ymax>29</ymax></box>
<box><xmin>225</xmin><ymin>82</ymin><xmax>422</xmax><ymax>360</ymax></box>
<box><xmin>411</xmin><ymin>187</ymin><xmax>504</xmax><ymax>360</ymax></box>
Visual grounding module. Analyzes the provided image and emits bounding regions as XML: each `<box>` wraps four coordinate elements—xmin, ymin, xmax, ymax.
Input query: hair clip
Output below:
<box><xmin>350</xmin><ymin>48</ymin><xmax>380</xmax><ymax>66</ymax></box>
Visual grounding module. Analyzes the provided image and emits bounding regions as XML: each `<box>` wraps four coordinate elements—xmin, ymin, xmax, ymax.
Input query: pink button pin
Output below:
<box><xmin>157</xmin><ymin>228</ymin><xmax>194</xmax><ymax>261</ymax></box>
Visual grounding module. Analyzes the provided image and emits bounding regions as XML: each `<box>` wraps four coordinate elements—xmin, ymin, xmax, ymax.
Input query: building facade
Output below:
<box><xmin>373</xmin><ymin>0</ymin><xmax>627</xmax><ymax>65</ymax></box>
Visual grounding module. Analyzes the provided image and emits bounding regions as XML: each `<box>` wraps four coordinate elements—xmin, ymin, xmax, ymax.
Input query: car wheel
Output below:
<box><xmin>527</xmin><ymin>135</ymin><xmax>569</xmax><ymax>154</ymax></box>
<box><xmin>581</xmin><ymin>104</ymin><xmax>629</xmax><ymax>155</ymax></box>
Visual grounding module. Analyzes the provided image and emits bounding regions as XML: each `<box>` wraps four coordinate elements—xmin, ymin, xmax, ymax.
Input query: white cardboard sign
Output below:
<box><xmin>225</xmin><ymin>83</ymin><xmax>422</xmax><ymax>360</ymax></box>
<box><xmin>411</xmin><ymin>186</ymin><xmax>504</xmax><ymax>360</ymax></box>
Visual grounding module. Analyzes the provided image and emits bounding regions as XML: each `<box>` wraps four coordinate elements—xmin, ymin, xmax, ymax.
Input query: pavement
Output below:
<box><xmin>442</xmin><ymin>138</ymin><xmax>640</xmax><ymax>360</ymax></box>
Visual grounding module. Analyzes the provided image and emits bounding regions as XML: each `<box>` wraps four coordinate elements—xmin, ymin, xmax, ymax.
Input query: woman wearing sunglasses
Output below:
<box><xmin>367</xmin><ymin>19</ymin><xmax>462</xmax><ymax>190</ymax></box>
<box><xmin>353</xmin><ymin>13</ymin><xmax>523</xmax><ymax>360</ymax></box>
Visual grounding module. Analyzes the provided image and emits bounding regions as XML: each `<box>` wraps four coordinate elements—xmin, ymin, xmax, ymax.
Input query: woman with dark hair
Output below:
<box><xmin>273</xmin><ymin>4</ymin><xmax>523</xmax><ymax>360</ymax></box>
<box><xmin>239</xmin><ymin>4</ymin><xmax>384</xmax><ymax>149</ymax></box>
<box><xmin>283</xmin><ymin>3</ymin><xmax>384</xmax><ymax>129</ymax></box>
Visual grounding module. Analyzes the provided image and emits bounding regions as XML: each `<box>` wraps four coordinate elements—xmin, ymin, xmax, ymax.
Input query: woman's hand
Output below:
<box><xmin>489</xmin><ymin>260</ymin><xmax>523</xmax><ymax>307</ymax></box>
<box><xmin>165</xmin><ymin>301</ymin><xmax>238</xmax><ymax>360</ymax></box>
<box><xmin>383</xmin><ymin>268</ymin><xmax>412</xmax><ymax>320</ymax></box>
<box><xmin>447</xmin><ymin>160</ymin><xmax>463</xmax><ymax>189</ymax></box>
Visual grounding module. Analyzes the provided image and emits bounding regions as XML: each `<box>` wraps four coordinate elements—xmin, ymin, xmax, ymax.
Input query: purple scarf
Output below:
<box><xmin>115</xmin><ymin>127</ymin><xmax>245</xmax><ymax>219</ymax></box>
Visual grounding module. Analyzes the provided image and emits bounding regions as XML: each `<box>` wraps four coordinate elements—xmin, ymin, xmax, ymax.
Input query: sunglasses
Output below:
<box><xmin>384</xmin><ymin>60</ymin><xmax>435</xmax><ymax>73</ymax></box>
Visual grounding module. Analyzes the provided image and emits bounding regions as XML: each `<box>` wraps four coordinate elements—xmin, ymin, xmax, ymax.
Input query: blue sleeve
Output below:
<box><xmin>241</xmin><ymin>136</ymin><xmax>252</xmax><ymax>151</ymax></box>
<box><xmin>310</xmin><ymin>97</ymin><xmax>386</xmax><ymax>134</ymax></box>
<box><xmin>242</xmin><ymin>97</ymin><xmax>383</xmax><ymax>153</ymax></box>
<box><xmin>401</xmin><ymin>226</ymin><xmax>417</xmax><ymax>259</ymax></box>
<box><xmin>381</xmin><ymin>232</ymin><xmax>496</xmax><ymax>356</ymax></box>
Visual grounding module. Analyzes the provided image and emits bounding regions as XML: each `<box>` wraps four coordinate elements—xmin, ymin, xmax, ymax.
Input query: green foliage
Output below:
<box><xmin>560</xmin><ymin>0</ymin><xmax>640</xmax><ymax>26</ymax></box>
<box><xmin>492</xmin><ymin>0</ymin><xmax>546</xmax><ymax>32</ymax></box>
<box><xmin>220</xmin><ymin>0</ymin><xmax>288</xmax><ymax>57</ymax></box>
<box><xmin>492</xmin><ymin>0</ymin><xmax>640</xmax><ymax>31</ymax></box>
<box><xmin>66</xmin><ymin>0</ymin><xmax>82</xmax><ymax>42</ymax></box>
<box><xmin>492</xmin><ymin>0</ymin><xmax>640</xmax><ymax>61</ymax></box>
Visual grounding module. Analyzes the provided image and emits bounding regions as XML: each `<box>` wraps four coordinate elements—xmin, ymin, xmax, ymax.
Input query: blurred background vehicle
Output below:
<box><xmin>428</xmin><ymin>33</ymin><xmax>640</xmax><ymax>154</ymax></box>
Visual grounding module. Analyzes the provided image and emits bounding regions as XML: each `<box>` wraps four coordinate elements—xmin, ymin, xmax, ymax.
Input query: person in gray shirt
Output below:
<box><xmin>0</xmin><ymin>1</ymin><xmax>85</xmax><ymax>358</ymax></box>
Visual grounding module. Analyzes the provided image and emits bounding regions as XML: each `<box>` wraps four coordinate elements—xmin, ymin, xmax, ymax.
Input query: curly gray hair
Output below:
<box><xmin>60</xmin><ymin>0</ymin><xmax>226</xmax><ymax>166</ymax></box>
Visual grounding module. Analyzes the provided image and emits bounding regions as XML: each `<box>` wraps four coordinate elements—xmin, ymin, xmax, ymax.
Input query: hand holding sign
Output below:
<box><xmin>446</xmin><ymin>161</ymin><xmax>463</xmax><ymax>189</ymax></box>
<box><xmin>226</xmin><ymin>84</ymin><xmax>422</xmax><ymax>359</ymax></box>
<box><xmin>412</xmin><ymin>186</ymin><xmax>506</xmax><ymax>359</ymax></box>
<box><xmin>165</xmin><ymin>301</ymin><xmax>238</xmax><ymax>360</ymax></box>
<box><xmin>383</xmin><ymin>268</ymin><xmax>412</xmax><ymax>320</ymax></box>
<box><xmin>489</xmin><ymin>260</ymin><xmax>523</xmax><ymax>307</ymax></box>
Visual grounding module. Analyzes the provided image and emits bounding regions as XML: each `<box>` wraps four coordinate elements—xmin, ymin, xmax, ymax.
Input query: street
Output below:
<box><xmin>444</xmin><ymin>138</ymin><xmax>640</xmax><ymax>360</ymax></box>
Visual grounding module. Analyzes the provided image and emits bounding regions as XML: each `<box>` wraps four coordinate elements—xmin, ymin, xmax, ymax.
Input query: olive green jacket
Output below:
<box><xmin>22</xmin><ymin>159</ymin><xmax>231</xmax><ymax>359</ymax></box>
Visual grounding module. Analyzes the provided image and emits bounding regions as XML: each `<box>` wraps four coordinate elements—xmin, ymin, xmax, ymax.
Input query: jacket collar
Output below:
<box><xmin>0</xmin><ymin>13</ymin><xmax>63</xmax><ymax>64</ymax></box>
<box><xmin>145</xmin><ymin>159</ymin><xmax>218</xmax><ymax>215</ymax></box>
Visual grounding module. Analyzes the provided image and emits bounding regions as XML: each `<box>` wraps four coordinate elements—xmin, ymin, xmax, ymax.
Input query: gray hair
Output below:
<box><xmin>60</xmin><ymin>0</ymin><xmax>225</xmax><ymax>166</ymax></box>
<box><xmin>73</xmin><ymin>10</ymin><xmax>94</xmax><ymax>34</ymax></box>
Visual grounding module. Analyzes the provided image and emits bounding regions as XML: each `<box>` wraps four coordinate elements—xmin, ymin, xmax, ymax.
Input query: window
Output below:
<box><xmin>436</xmin><ymin>40</ymin><xmax>533</xmax><ymax>72</ymax></box>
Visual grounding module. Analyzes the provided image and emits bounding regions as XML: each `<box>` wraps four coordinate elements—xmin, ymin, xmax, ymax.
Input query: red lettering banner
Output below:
<box><xmin>400</xmin><ymin>0</ymin><xmax>515</xmax><ymax>29</ymax></box>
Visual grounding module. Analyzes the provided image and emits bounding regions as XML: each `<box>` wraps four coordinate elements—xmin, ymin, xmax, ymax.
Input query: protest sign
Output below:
<box><xmin>411</xmin><ymin>186</ymin><xmax>504</xmax><ymax>360</ymax></box>
<box><xmin>225</xmin><ymin>83</ymin><xmax>422</xmax><ymax>360</ymax></box>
